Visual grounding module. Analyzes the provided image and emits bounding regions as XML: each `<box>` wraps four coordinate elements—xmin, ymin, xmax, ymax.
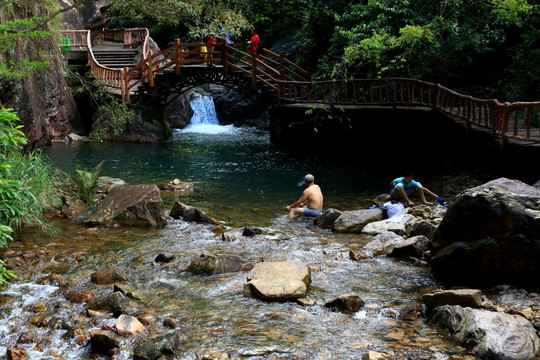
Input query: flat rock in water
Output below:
<box><xmin>423</xmin><ymin>289</ymin><xmax>483</xmax><ymax>308</ymax></box>
<box><xmin>84</xmin><ymin>184</ymin><xmax>167</xmax><ymax>227</ymax></box>
<box><xmin>244</xmin><ymin>261</ymin><xmax>311</xmax><ymax>302</ymax></box>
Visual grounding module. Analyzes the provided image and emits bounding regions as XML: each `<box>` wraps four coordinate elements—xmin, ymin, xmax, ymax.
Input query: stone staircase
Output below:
<box><xmin>92</xmin><ymin>41</ymin><xmax>139</xmax><ymax>69</ymax></box>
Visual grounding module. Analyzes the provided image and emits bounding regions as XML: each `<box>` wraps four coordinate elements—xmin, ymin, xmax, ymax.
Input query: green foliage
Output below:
<box><xmin>0</xmin><ymin>8</ymin><xmax>51</xmax><ymax>80</ymax></box>
<box><xmin>108</xmin><ymin>0</ymin><xmax>251</xmax><ymax>39</ymax></box>
<box><xmin>69</xmin><ymin>71</ymin><xmax>132</xmax><ymax>140</ymax></box>
<box><xmin>70</xmin><ymin>161</ymin><xmax>104</xmax><ymax>205</ymax></box>
<box><xmin>301</xmin><ymin>0</ymin><xmax>536</xmax><ymax>99</ymax></box>
<box><xmin>0</xmin><ymin>108</ymin><xmax>27</xmax><ymax>152</ymax></box>
<box><xmin>0</xmin><ymin>260</ymin><xmax>16</xmax><ymax>287</ymax></box>
<box><xmin>0</xmin><ymin>107</ymin><xmax>64</xmax><ymax>286</ymax></box>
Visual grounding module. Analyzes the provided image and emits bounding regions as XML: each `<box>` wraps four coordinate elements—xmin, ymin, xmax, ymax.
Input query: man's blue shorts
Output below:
<box><xmin>304</xmin><ymin>208</ymin><xmax>322</xmax><ymax>217</ymax></box>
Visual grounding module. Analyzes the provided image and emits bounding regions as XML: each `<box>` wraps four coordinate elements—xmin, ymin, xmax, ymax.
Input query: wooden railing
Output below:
<box><xmin>59</xmin><ymin>29</ymin><xmax>539</xmax><ymax>145</ymax></box>
<box><xmin>59</xmin><ymin>30</ymin><xmax>89</xmax><ymax>48</ymax></box>
<box><xmin>277</xmin><ymin>78</ymin><xmax>540</xmax><ymax>144</ymax></box>
<box><xmin>120</xmin><ymin>40</ymin><xmax>311</xmax><ymax>102</ymax></box>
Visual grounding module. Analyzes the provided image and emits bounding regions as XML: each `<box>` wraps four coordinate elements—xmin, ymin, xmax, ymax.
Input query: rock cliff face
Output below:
<box><xmin>0</xmin><ymin>1</ymin><xmax>79</xmax><ymax>145</ymax></box>
<box><xmin>0</xmin><ymin>0</ymin><xmax>111</xmax><ymax>146</ymax></box>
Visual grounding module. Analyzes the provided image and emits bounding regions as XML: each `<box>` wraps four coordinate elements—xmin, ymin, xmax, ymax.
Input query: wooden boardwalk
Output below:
<box><xmin>60</xmin><ymin>28</ymin><xmax>540</xmax><ymax>147</ymax></box>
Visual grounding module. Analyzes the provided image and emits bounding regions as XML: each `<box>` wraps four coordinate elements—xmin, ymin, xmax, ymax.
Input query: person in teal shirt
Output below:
<box><xmin>385</xmin><ymin>171</ymin><xmax>439</xmax><ymax>207</ymax></box>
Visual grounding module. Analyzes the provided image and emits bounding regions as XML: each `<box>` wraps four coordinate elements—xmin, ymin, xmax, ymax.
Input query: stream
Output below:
<box><xmin>0</xmin><ymin>96</ymin><xmax>482</xmax><ymax>359</ymax></box>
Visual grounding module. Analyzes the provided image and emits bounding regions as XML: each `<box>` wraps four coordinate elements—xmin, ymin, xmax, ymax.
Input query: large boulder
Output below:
<box><xmin>85</xmin><ymin>185</ymin><xmax>167</xmax><ymax>227</ymax></box>
<box><xmin>430</xmin><ymin>178</ymin><xmax>540</xmax><ymax>288</ymax></box>
<box><xmin>429</xmin><ymin>305</ymin><xmax>540</xmax><ymax>359</ymax></box>
<box><xmin>333</xmin><ymin>209</ymin><xmax>384</xmax><ymax>233</ymax></box>
<box><xmin>169</xmin><ymin>201</ymin><xmax>219</xmax><ymax>225</ymax></box>
<box><xmin>244</xmin><ymin>261</ymin><xmax>311</xmax><ymax>302</ymax></box>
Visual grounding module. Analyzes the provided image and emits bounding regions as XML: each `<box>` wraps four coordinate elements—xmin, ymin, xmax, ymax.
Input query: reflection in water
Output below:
<box><xmin>0</xmin><ymin>128</ymin><xmax>477</xmax><ymax>359</ymax></box>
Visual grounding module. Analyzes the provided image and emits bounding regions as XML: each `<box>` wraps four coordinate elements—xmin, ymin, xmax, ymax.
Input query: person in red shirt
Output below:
<box><xmin>249</xmin><ymin>30</ymin><xmax>260</xmax><ymax>57</ymax></box>
<box><xmin>205</xmin><ymin>35</ymin><xmax>216</xmax><ymax>66</ymax></box>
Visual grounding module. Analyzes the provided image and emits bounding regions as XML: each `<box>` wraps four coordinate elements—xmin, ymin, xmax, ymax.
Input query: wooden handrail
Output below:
<box><xmin>59</xmin><ymin>30</ymin><xmax>89</xmax><ymax>47</ymax></box>
<box><xmin>61</xmin><ymin>29</ymin><xmax>539</xmax><ymax>145</ymax></box>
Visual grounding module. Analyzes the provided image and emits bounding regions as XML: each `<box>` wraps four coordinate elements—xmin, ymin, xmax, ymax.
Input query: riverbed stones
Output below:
<box><xmin>429</xmin><ymin>305</ymin><xmax>540</xmax><ymax>359</ymax></box>
<box><xmin>169</xmin><ymin>201</ymin><xmax>219</xmax><ymax>224</ymax></box>
<box><xmin>325</xmin><ymin>292</ymin><xmax>365</xmax><ymax>313</ymax></box>
<box><xmin>387</xmin><ymin>235</ymin><xmax>430</xmax><ymax>259</ymax></box>
<box><xmin>155</xmin><ymin>252</ymin><xmax>175</xmax><ymax>263</ymax></box>
<box><xmin>116</xmin><ymin>314</ymin><xmax>145</xmax><ymax>336</ymax></box>
<box><xmin>314</xmin><ymin>208</ymin><xmax>342</xmax><ymax>229</ymax></box>
<box><xmin>87</xmin><ymin>292</ymin><xmax>126</xmax><ymax>316</ymax></box>
<box><xmin>90</xmin><ymin>330</ymin><xmax>121</xmax><ymax>356</ymax></box>
<box><xmin>430</xmin><ymin>178</ymin><xmax>540</xmax><ymax>288</ymax></box>
<box><xmin>244</xmin><ymin>261</ymin><xmax>311</xmax><ymax>301</ymax></box>
<box><xmin>361</xmin><ymin>214</ymin><xmax>416</xmax><ymax>236</ymax></box>
<box><xmin>423</xmin><ymin>289</ymin><xmax>483</xmax><ymax>308</ymax></box>
<box><xmin>364</xmin><ymin>231</ymin><xmax>405</xmax><ymax>255</ymax></box>
<box><xmin>90</xmin><ymin>264</ymin><xmax>126</xmax><ymax>284</ymax></box>
<box><xmin>349</xmin><ymin>250</ymin><xmax>371</xmax><ymax>262</ymax></box>
<box><xmin>133</xmin><ymin>331</ymin><xmax>182</xmax><ymax>360</ymax></box>
<box><xmin>333</xmin><ymin>209</ymin><xmax>384</xmax><ymax>233</ymax></box>
<box><xmin>185</xmin><ymin>253</ymin><xmax>252</xmax><ymax>275</ymax></box>
<box><xmin>406</xmin><ymin>219</ymin><xmax>437</xmax><ymax>239</ymax></box>
<box><xmin>84</xmin><ymin>184</ymin><xmax>167</xmax><ymax>227</ymax></box>
<box><xmin>362</xmin><ymin>351</ymin><xmax>394</xmax><ymax>360</ymax></box>
<box><xmin>7</xmin><ymin>347</ymin><xmax>28</xmax><ymax>360</ymax></box>
<box><xmin>242</xmin><ymin>226</ymin><xmax>262</xmax><ymax>236</ymax></box>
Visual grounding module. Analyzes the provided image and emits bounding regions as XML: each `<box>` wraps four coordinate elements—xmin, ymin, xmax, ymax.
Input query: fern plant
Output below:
<box><xmin>70</xmin><ymin>161</ymin><xmax>104</xmax><ymax>205</ymax></box>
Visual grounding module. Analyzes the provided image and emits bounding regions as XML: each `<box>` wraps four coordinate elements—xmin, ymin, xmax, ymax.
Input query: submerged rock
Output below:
<box><xmin>429</xmin><ymin>305</ymin><xmax>540</xmax><ymax>359</ymax></box>
<box><xmin>169</xmin><ymin>201</ymin><xmax>219</xmax><ymax>224</ymax></box>
<box><xmin>242</xmin><ymin>226</ymin><xmax>263</xmax><ymax>236</ymax></box>
<box><xmin>90</xmin><ymin>264</ymin><xmax>126</xmax><ymax>284</ymax></box>
<box><xmin>244</xmin><ymin>261</ymin><xmax>311</xmax><ymax>302</ymax></box>
<box><xmin>90</xmin><ymin>330</ymin><xmax>121</xmax><ymax>356</ymax></box>
<box><xmin>155</xmin><ymin>253</ymin><xmax>175</xmax><ymax>263</ymax></box>
<box><xmin>325</xmin><ymin>292</ymin><xmax>365</xmax><ymax>314</ymax></box>
<box><xmin>84</xmin><ymin>184</ymin><xmax>167</xmax><ymax>227</ymax></box>
<box><xmin>133</xmin><ymin>331</ymin><xmax>182</xmax><ymax>360</ymax></box>
<box><xmin>185</xmin><ymin>253</ymin><xmax>252</xmax><ymax>275</ymax></box>
<box><xmin>87</xmin><ymin>292</ymin><xmax>126</xmax><ymax>316</ymax></box>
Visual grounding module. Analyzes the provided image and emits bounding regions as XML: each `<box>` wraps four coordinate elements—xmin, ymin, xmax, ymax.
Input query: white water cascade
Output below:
<box><xmin>180</xmin><ymin>94</ymin><xmax>236</xmax><ymax>134</ymax></box>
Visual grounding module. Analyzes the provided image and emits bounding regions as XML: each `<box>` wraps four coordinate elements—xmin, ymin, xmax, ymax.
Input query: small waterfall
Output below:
<box><xmin>181</xmin><ymin>94</ymin><xmax>235</xmax><ymax>134</ymax></box>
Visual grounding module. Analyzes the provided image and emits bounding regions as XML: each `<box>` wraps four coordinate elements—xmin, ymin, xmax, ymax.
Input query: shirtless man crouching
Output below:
<box><xmin>285</xmin><ymin>174</ymin><xmax>323</xmax><ymax>219</ymax></box>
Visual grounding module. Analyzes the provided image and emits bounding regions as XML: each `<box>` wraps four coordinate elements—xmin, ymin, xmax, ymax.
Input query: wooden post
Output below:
<box><xmin>435</xmin><ymin>84</ymin><xmax>441</xmax><ymax>109</ymax></box>
<box><xmin>175</xmin><ymin>39</ymin><xmax>181</xmax><ymax>75</ymax></box>
<box><xmin>279</xmin><ymin>52</ymin><xmax>285</xmax><ymax>80</ymax></box>
<box><xmin>148</xmin><ymin>50</ymin><xmax>154</xmax><ymax>87</ymax></box>
<box><xmin>500</xmin><ymin>103</ymin><xmax>510</xmax><ymax>149</ymax></box>
<box><xmin>223</xmin><ymin>44</ymin><xmax>229</xmax><ymax>76</ymax></box>
<box><xmin>251</xmin><ymin>52</ymin><xmax>257</xmax><ymax>90</ymax></box>
<box><xmin>124</xmin><ymin>67</ymin><xmax>130</xmax><ymax>103</ymax></box>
